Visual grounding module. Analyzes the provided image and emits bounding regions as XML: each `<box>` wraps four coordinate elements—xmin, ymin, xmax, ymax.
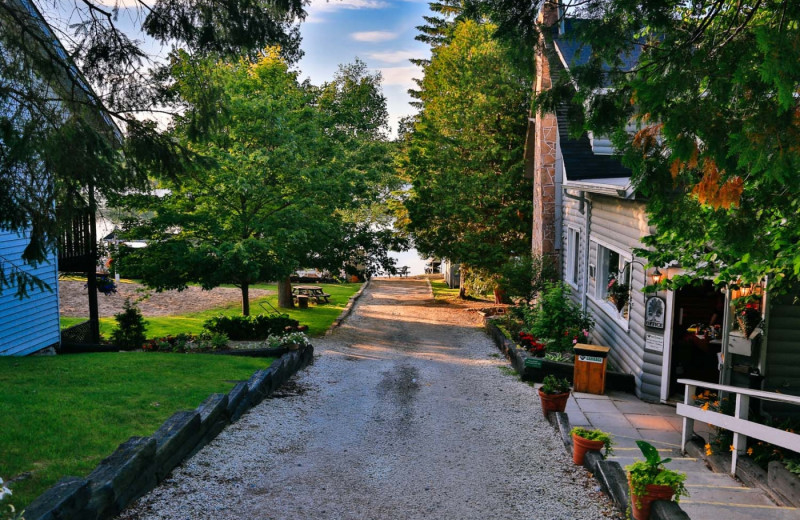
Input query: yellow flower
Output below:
<box><xmin>730</xmin><ymin>444</ymin><xmax>736</xmax><ymax>452</ymax></box>
<box><xmin>747</xmin><ymin>448</ymin><xmax>753</xmax><ymax>456</ymax></box>
<box><xmin>713</xmin><ymin>401</ymin><xmax>719</xmax><ymax>407</ymax></box>
<box><xmin>701</xmin><ymin>402</ymin><xmax>710</xmax><ymax>411</ymax></box>
<box><xmin>705</xmin><ymin>443</ymin><xmax>712</xmax><ymax>456</ymax></box>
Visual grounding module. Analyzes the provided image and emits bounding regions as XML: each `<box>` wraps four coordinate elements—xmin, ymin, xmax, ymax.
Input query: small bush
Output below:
<box><xmin>523</xmin><ymin>282</ymin><xmax>594</xmax><ymax>352</ymax></box>
<box><xmin>110</xmin><ymin>299</ymin><xmax>147</xmax><ymax>349</ymax></box>
<box><xmin>142</xmin><ymin>332</ymin><xmax>228</xmax><ymax>353</ymax></box>
<box><xmin>203</xmin><ymin>313</ymin><xmax>300</xmax><ymax>340</ymax></box>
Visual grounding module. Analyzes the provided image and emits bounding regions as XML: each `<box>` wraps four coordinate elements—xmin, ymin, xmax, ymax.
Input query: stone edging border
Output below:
<box><xmin>483</xmin><ymin>317</ymin><xmax>690</xmax><ymax>519</ymax></box>
<box><xmin>22</xmin><ymin>345</ymin><xmax>315</xmax><ymax>520</ymax></box>
<box><xmin>327</xmin><ymin>278</ymin><xmax>371</xmax><ymax>333</ymax></box>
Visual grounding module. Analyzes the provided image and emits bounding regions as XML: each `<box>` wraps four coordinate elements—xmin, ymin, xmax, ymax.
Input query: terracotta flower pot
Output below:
<box><xmin>538</xmin><ymin>389</ymin><xmax>569</xmax><ymax>417</ymax></box>
<box><xmin>572</xmin><ymin>433</ymin><xmax>605</xmax><ymax>465</ymax></box>
<box><xmin>629</xmin><ymin>482</ymin><xmax>675</xmax><ymax>520</ymax></box>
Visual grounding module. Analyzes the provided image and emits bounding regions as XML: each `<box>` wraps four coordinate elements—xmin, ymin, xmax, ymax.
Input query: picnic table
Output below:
<box><xmin>292</xmin><ymin>285</ymin><xmax>331</xmax><ymax>304</ymax></box>
<box><xmin>398</xmin><ymin>266</ymin><xmax>409</xmax><ymax>277</ymax></box>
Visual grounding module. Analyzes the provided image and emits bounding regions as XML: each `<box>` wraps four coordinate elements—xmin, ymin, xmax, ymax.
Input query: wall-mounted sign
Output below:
<box><xmin>645</xmin><ymin>333</ymin><xmax>664</xmax><ymax>353</ymax></box>
<box><xmin>645</xmin><ymin>296</ymin><xmax>666</xmax><ymax>329</ymax></box>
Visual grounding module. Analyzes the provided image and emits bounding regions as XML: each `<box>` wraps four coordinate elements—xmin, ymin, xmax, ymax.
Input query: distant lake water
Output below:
<box><xmin>388</xmin><ymin>249</ymin><xmax>427</xmax><ymax>275</ymax></box>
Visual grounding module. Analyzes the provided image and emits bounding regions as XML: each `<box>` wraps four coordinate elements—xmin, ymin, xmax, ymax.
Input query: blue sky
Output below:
<box><xmin>48</xmin><ymin>1</ymin><xmax>432</xmax><ymax>136</ymax></box>
<box><xmin>298</xmin><ymin>0</ymin><xmax>432</xmax><ymax>136</ymax></box>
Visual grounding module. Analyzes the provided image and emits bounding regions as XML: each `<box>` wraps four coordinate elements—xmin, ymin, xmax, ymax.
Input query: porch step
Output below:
<box><xmin>679</xmin><ymin>500</ymin><xmax>799</xmax><ymax>520</ymax></box>
<box><xmin>605</xmin><ymin>453</ymin><xmax>791</xmax><ymax>518</ymax></box>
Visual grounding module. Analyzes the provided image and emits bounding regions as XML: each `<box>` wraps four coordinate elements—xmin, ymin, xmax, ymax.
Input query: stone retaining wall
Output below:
<box><xmin>23</xmin><ymin>345</ymin><xmax>314</xmax><ymax>520</ymax></box>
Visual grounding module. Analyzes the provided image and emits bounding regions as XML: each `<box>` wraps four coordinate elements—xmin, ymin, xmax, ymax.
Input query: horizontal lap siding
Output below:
<box><xmin>585</xmin><ymin>196</ymin><xmax>661</xmax><ymax>401</ymax></box>
<box><xmin>765</xmin><ymin>301</ymin><xmax>800</xmax><ymax>393</ymax></box>
<box><xmin>0</xmin><ymin>229</ymin><xmax>60</xmax><ymax>355</ymax></box>
<box><xmin>563</xmin><ymin>195</ymin><xmax>585</xmax><ymax>299</ymax></box>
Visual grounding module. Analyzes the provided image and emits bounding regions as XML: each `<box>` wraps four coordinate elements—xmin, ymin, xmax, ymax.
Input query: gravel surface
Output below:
<box><xmin>59</xmin><ymin>280</ymin><xmax>272</xmax><ymax>317</ymax></box>
<box><xmin>118</xmin><ymin>278</ymin><xmax>620</xmax><ymax>520</ymax></box>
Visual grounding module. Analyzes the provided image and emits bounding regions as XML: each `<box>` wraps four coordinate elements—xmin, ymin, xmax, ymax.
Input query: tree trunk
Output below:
<box><xmin>277</xmin><ymin>277</ymin><xmax>294</xmax><ymax>308</ymax></box>
<box><xmin>241</xmin><ymin>283</ymin><xmax>250</xmax><ymax>316</ymax></box>
<box><xmin>458</xmin><ymin>268</ymin><xmax>467</xmax><ymax>299</ymax></box>
<box><xmin>494</xmin><ymin>286</ymin><xmax>507</xmax><ymax>305</ymax></box>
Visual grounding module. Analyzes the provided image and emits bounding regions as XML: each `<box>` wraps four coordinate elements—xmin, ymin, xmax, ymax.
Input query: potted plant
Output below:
<box><xmin>625</xmin><ymin>440</ymin><xmax>689</xmax><ymax>520</ymax></box>
<box><xmin>570</xmin><ymin>426</ymin><xmax>614</xmax><ymax>465</ymax></box>
<box><xmin>538</xmin><ymin>374</ymin><xmax>571</xmax><ymax>417</ymax></box>
<box><xmin>607</xmin><ymin>272</ymin><xmax>630</xmax><ymax>312</ymax></box>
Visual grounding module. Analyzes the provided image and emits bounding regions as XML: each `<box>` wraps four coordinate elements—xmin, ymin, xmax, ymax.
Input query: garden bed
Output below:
<box><xmin>485</xmin><ymin>318</ymin><xmax>635</xmax><ymax>393</ymax></box>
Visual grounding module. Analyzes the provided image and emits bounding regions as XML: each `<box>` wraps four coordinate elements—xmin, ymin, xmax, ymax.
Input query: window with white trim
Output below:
<box><xmin>566</xmin><ymin>228</ymin><xmax>580</xmax><ymax>288</ymax></box>
<box><xmin>595</xmin><ymin>243</ymin><xmax>631</xmax><ymax>320</ymax></box>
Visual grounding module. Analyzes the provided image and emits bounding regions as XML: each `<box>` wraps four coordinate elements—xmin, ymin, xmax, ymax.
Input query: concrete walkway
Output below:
<box><xmin>565</xmin><ymin>390</ymin><xmax>798</xmax><ymax>519</ymax></box>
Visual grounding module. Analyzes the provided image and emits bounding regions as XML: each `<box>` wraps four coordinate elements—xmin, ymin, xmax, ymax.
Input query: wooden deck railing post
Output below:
<box><xmin>731</xmin><ymin>393</ymin><xmax>750</xmax><ymax>477</ymax></box>
<box><xmin>681</xmin><ymin>383</ymin><xmax>696</xmax><ymax>453</ymax></box>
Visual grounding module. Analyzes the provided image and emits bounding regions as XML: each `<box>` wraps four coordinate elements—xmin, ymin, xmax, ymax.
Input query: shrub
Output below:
<box><xmin>142</xmin><ymin>332</ymin><xmax>228</xmax><ymax>353</ymax></box>
<box><xmin>524</xmin><ymin>282</ymin><xmax>593</xmax><ymax>352</ymax></box>
<box><xmin>110</xmin><ymin>299</ymin><xmax>147</xmax><ymax>349</ymax></box>
<box><xmin>203</xmin><ymin>313</ymin><xmax>299</xmax><ymax>340</ymax></box>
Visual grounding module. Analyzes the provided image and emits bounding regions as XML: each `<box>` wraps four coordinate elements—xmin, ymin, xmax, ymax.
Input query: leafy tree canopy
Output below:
<box><xmin>0</xmin><ymin>0</ymin><xmax>306</xmax><ymax>295</ymax></box>
<box><xmin>118</xmin><ymin>51</ymin><xmax>400</xmax><ymax>314</ymax></box>
<box><xmin>532</xmin><ymin>1</ymin><xmax>800</xmax><ymax>292</ymax></box>
<box><xmin>401</xmin><ymin>19</ymin><xmax>532</xmax><ymax>282</ymax></box>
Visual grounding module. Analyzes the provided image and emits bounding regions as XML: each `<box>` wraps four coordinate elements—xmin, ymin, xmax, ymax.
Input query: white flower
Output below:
<box><xmin>0</xmin><ymin>477</ymin><xmax>12</xmax><ymax>500</ymax></box>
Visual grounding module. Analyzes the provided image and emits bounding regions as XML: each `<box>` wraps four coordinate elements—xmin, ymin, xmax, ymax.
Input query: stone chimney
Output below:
<box><xmin>531</xmin><ymin>1</ymin><xmax>560</xmax><ymax>262</ymax></box>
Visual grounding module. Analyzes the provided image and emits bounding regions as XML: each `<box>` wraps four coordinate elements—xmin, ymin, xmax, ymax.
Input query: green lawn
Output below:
<box><xmin>61</xmin><ymin>282</ymin><xmax>362</xmax><ymax>339</ymax></box>
<box><xmin>0</xmin><ymin>353</ymin><xmax>274</xmax><ymax>510</ymax></box>
<box><xmin>430</xmin><ymin>277</ymin><xmax>461</xmax><ymax>301</ymax></box>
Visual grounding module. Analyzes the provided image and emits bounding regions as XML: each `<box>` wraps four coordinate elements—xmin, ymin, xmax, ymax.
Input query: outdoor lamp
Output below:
<box><xmin>651</xmin><ymin>268</ymin><xmax>663</xmax><ymax>285</ymax></box>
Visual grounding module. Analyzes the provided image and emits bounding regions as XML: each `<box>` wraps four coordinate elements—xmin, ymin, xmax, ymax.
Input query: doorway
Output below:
<box><xmin>668</xmin><ymin>281</ymin><xmax>725</xmax><ymax>398</ymax></box>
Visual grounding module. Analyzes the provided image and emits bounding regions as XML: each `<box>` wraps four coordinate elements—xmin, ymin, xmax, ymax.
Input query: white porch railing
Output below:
<box><xmin>677</xmin><ymin>378</ymin><xmax>800</xmax><ymax>476</ymax></box>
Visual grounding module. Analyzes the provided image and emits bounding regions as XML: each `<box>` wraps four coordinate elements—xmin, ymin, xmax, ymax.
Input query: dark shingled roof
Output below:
<box><xmin>553</xmin><ymin>19</ymin><xmax>642</xmax><ymax>75</ymax></box>
<box><xmin>556</xmin><ymin>105</ymin><xmax>631</xmax><ymax>181</ymax></box>
<box><xmin>546</xmin><ymin>18</ymin><xmax>638</xmax><ymax>182</ymax></box>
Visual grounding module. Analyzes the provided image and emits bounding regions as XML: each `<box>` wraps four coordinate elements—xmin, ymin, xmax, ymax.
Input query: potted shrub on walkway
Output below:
<box><xmin>570</xmin><ymin>427</ymin><xmax>614</xmax><ymax>465</ymax></box>
<box><xmin>625</xmin><ymin>440</ymin><xmax>689</xmax><ymax>520</ymax></box>
<box><xmin>538</xmin><ymin>374</ymin><xmax>570</xmax><ymax>417</ymax></box>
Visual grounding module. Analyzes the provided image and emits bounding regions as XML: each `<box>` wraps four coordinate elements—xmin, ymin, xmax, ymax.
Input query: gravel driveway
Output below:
<box><xmin>118</xmin><ymin>278</ymin><xmax>620</xmax><ymax>519</ymax></box>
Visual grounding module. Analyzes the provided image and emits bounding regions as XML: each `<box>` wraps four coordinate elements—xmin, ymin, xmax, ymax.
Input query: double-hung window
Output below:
<box><xmin>566</xmin><ymin>228</ymin><xmax>580</xmax><ymax>289</ymax></box>
<box><xmin>594</xmin><ymin>242</ymin><xmax>631</xmax><ymax>321</ymax></box>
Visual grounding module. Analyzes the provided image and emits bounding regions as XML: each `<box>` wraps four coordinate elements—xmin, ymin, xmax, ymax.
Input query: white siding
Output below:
<box><xmin>0</xmin><ymin>229</ymin><xmax>60</xmax><ymax>355</ymax></box>
<box><xmin>562</xmin><ymin>194</ymin><xmax>664</xmax><ymax>401</ymax></box>
<box><xmin>764</xmin><ymin>297</ymin><xmax>800</xmax><ymax>393</ymax></box>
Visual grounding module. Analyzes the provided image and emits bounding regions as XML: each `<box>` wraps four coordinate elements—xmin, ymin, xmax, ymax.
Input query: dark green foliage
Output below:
<box><xmin>203</xmin><ymin>314</ymin><xmax>299</xmax><ymax>341</ymax></box>
<box><xmin>525</xmin><ymin>1</ymin><xmax>800</xmax><ymax>292</ymax></box>
<box><xmin>521</xmin><ymin>282</ymin><xmax>594</xmax><ymax>352</ymax></box>
<box><xmin>110</xmin><ymin>299</ymin><xmax>147</xmax><ymax>350</ymax></box>
<box><xmin>402</xmin><ymin>20</ymin><xmax>532</xmax><ymax>283</ymax></box>
<box><xmin>498</xmin><ymin>254</ymin><xmax>559</xmax><ymax>303</ymax></box>
<box><xmin>142</xmin><ymin>332</ymin><xmax>228</xmax><ymax>353</ymax></box>
<box><xmin>540</xmin><ymin>374</ymin><xmax>570</xmax><ymax>394</ymax></box>
<box><xmin>0</xmin><ymin>0</ymin><xmax>307</xmax><ymax>296</ymax></box>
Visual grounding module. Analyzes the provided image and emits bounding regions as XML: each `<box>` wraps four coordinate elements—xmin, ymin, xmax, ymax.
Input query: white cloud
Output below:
<box><xmin>307</xmin><ymin>0</ymin><xmax>389</xmax><ymax>12</ymax></box>
<box><xmin>351</xmin><ymin>31</ymin><xmax>399</xmax><ymax>42</ymax></box>
<box><xmin>367</xmin><ymin>50</ymin><xmax>423</xmax><ymax>64</ymax></box>
<box><xmin>378</xmin><ymin>65</ymin><xmax>420</xmax><ymax>88</ymax></box>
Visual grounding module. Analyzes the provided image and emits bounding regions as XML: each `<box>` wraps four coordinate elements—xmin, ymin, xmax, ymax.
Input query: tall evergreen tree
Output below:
<box><xmin>402</xmin><ymin>20</ymin><xmax>532</xmax><ymax>300</ymax></box>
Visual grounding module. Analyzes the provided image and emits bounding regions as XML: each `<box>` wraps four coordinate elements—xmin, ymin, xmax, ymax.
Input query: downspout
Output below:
<box><xmin>555</xmin><ymin>152</ymin><xmax>563</xmax><ymax>252</ymax></box>
<box><xmin>582</xmin><ymin>195</ymin><xmax>591</xmax><ymax>312</ymax></box>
